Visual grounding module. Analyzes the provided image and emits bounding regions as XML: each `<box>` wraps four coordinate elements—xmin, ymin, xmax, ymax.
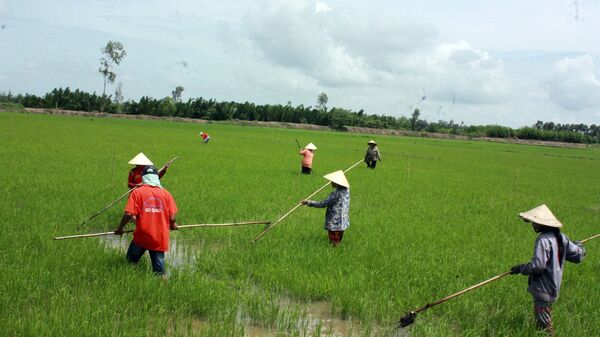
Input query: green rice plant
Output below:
<box><xmin>1</xmin><ymin>111</ymin><xmax>599</xmax><ymax>336</ymax></box>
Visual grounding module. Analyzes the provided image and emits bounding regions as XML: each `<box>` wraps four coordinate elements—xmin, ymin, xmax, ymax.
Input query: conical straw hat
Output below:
<box><xmin>323</xmin><ymin>170</ymin><xmax>350</xmax><ymax>188</ymax></box>
<box><xmin>519</xmin><ymin>204</ymin><xmax>563</xmax><ymax>228</ymax></box>
<box><xmin>367</xmin><ymin>140</ymin><xmax>377</xmax><ymax>145</ymax></box>
<box><xmin>128</xmin><ymin>152</ymin><xmax>154</xmax><ymax>166</ymax></box>
<box><xmin>305</xmin><ymin>143</ymin><xmax>317</xmax><ymax>150</ymax></box>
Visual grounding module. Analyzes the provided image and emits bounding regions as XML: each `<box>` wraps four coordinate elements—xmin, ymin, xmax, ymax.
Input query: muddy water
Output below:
<box><xmin>100</xmin><ymin>235</ymin><xmax>197</xmax><ymax>268</ymax></box>
<box><xmin>101</xmin><ymin>236</ymin><xmax>407</xmax><ymax>337</ymax></box>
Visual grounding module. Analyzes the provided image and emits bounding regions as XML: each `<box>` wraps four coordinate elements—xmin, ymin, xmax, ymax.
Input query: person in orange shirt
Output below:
<box><xmin>115</xmin><ymin>165</ymin><xmax>179</xmax><ymax>275</ymax></box>
<box><xmin>127</xmin><ymin>152</ymin><xmax>168</xmax><ymax>189</ymax></box>
<box><xmin>299</xmin><ymin>143</ymin><xmax>317</xmax><ymax>174</ymax></box>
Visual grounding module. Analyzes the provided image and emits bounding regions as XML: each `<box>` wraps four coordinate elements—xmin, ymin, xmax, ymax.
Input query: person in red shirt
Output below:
<box><xmin>115</xmin><ymin>165</ymin><xmax>179</xmax><ymax>275</ymax></box>
<box><xmin>199</xmin><ymin>131</ymin><xmax>210</xmax><ymax>143</ymax></box>
<box><xmin>127</xmin><ymin>152</ymin><xmax>168</xmax><ymax>189</ymax></box>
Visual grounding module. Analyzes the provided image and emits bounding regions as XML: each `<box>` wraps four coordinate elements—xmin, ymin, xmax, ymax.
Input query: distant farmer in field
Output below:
<box><xmin>127</xmin><ymin>152</ymin><xmax>168</xmax><ymax>189</ymax></box>
<box><xmin>299</xmin><ymin>143</ymin><xmax>317</xmax><ymax>174</ymax></box>
<box><xmin>115</xmin><ymin>165</ymin><xmax>179</xmax><ymax>276</ymax></box>
<box><xmin>199</xmin><ymin>131</ymin><xmax>210</xmax><ymax>143</ymax></box>
<box><xmin>510</xmin><ymin>204</ymin><xmax>585</xmax><ymax>336</ymax></box>
<box><xmin>364</xmin><ymin>140</ymin><xmax>381</xmax><ymax>169</ymax></box>
<box><xmin>301</xmin><ymin>170</ymin><xmax>350</xmax><ymax>246</ymax></box>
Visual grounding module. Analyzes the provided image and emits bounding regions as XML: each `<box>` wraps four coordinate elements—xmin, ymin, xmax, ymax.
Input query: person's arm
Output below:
<box><xmin>512</xmin><ymin>238</ymin><xmax>549</xmax><ymax>275</ymax></box>
<box><xmin>158</xmin><ymin>165</ymin><xmax>167</xmax><ymax>179</ymax></box>
<box><xmin>128</xmin><ymin>170</ymin><xmax>136</xmax><ymax>189</ymax></box>
<box><xmin>115</xmin><ymin>212</ymin><xmax>133</xmax><ymax>235</ymax></box>
<box><xmin>565</xmin><ymin>237</ymin><xmax>586</xmax><ymax>263</ymax></box>
<box><xmin>169</xmin><ymin>214</ymin><xmax>178</xmax><ymax>230</ymax></box>
<box><xmin>303</xmin><ymin>191</ymin><xmax>338</xmax><ymax>208</ymax></box>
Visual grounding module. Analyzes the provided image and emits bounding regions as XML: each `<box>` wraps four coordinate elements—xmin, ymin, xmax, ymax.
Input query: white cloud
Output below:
<box><xmin>314</xmin><ymin>1</ymin><xmax>331</xmax><ymax>13</ymax></box>
<box><xmin>545</xmin><ymin>54</ymin><xmax>600</xmax><ymax>111</ymax></box>
<box><xmin>426</xmin><ymin>41</ymin><xmax>510</xmax><ymax>104</ymax></box>
<box><xmin>244</xmin><ymin>0</ymin><xmax>509</xmax><ymax>105</ymax></box>
<box><xmin>0</xmin><ymin>0</ymin><xmax>6</xmax><ymax>16</ymax></box>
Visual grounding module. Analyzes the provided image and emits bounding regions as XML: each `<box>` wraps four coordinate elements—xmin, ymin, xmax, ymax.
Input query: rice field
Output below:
<box><xmin>1</xmin><ymin>111</ymin><xmax>599</xmax><ymax>337</ymax></box>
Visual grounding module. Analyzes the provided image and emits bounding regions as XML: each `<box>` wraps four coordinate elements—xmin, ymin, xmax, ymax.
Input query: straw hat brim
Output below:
<box><xmin>305</xmin><ymin>143</ymin><xmax>318</xmax><ymax>150</ymax></box>
<box><xmin>323</xmin><ymin>170</ymin><xmax>349</xmax><ymax>188</ymax></box>
<box><xmin>518</xmin><ymin>204</ymin><xmax>563</xmax><ymax>228</ymax></box>
<box><xmin>128</xmin><ymin>152</ymin><xmax>154</xmax><ymax>166</ymax></box>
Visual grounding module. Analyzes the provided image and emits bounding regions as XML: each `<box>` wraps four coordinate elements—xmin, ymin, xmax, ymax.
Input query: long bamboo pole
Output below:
<box><xmin>398</xmin><ymin>232</ymin><xmax>600</xmax><ymax>328</ymax></box>
<box><xmin>251</xmin><ymin>159</ymin><xmax>364</xmax><ymax>244</ymax></box>
<box><xmin>56</xmin><ymin>221</ymin><xmax>270</xmax><ymax>240</ymax></box>
<box><xmin>75</xmin><ymin>155</ymin><xmax>180</xmax><ymax>229</ymax></box>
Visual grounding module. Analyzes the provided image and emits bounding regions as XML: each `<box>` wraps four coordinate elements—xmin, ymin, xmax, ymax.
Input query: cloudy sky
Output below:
<box><xmin>1</xmin><ymin>0</ymin><xmax>599</xmax><ymax>126</ymax></box>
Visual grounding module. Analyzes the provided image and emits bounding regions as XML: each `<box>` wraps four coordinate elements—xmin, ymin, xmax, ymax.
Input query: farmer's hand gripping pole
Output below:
<box><xmin>55</xmin><ymin>221</ymin><xmax>270</xmax><ymax>240</ymax></box>
<box><xmin>397</xmin><ymin>232</ymin><xmax>600</xmax><ymax>328</ymax></box>
<box><xmin>251</xmin><ymin>159</ymin><xmax>364</xmax><ymax>244</ymax></box>
<box><xmin>75</xmin><ymin>155</ymin><xmax>180</xmax><ymax>229</ymax></box>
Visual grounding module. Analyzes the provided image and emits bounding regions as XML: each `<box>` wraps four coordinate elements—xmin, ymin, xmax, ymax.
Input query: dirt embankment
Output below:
<box><xmin>3</xmin><ymin>108</ymin><xmax>593</xmax><ymax>149</ymax></box>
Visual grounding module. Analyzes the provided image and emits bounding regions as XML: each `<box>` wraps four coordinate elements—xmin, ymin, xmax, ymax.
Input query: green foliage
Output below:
<box><xmin>1</xmin><ymin>112</ymin><xmax>600</xmax><ymax>336</ymax></box>
<box><xmin>2</xmin><ymin>88</ymin><xmax>599</xmax><ymax>143</ymax></box>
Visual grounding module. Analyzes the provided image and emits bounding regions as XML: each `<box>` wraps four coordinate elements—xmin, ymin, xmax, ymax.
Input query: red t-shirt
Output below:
<box><xmin>128</xmin><ymin>166</ymin><xmax>166</xmax><ymax>188</ymax></box>
<box><xmin>125</xmin><ymin>185</ymin><xmax>178</xmax><ymax>252</ymax></box>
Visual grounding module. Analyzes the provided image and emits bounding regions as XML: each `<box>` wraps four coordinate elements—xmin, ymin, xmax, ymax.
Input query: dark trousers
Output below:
<box><xmin>301</xmin><ymin>166</ymin><xmax>312</xmax><ymax>174</ymax></box>
<box><xmin>126</xmin><ymin>241</ymin><xmax>166</xmax><ymax>275</ymax></box>
<box><xmin>328</xmin><ymin>231</ymin><xmax>344</xmax><ymax>246</ymax></box>
<box><xmin>366</xmin><ymin>160</ymin><xmax>377</xmax><ymax>169</ymax></box>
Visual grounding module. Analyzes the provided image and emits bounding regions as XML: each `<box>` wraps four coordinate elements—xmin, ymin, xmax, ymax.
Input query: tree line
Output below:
<box><xmin>1</xmin><ymin>87</ymin><xmax>599</xmax><ymax>144</ymax></box>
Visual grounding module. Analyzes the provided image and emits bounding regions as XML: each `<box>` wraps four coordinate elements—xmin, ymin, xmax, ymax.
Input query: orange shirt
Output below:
<box><xmin>299</xmin><ymin>149</ymin><xmax>314</xmax><ymax>168</ymax></box>
<box><xmin>128</xmin><ymin>166</ymin><xmax>166</xmax><ymax>188</ymax></box>
<box><xmin>125</xmin><ymin>185</ymin><xmax>178</xmax><ymax>252</ymax></box>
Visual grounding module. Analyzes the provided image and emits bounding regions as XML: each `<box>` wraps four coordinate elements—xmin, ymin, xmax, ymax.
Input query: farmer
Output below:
<box><xmin>301</xmin><ymin>170</ymin><xmax>350</xmax><ymax>246</ymax></box>
<box><xmin>115</xmin><ymin>165</ymin><xmax>179</xmax><ymax>276</ymax></box>
<box><xmin>299</xmin><ymin>143</ymin><xmax>317</xmax><ymax>174</ymax></box>
<box><xmin>199</xmin><ymin>131</ymin><xmax>210</xmax><ymax>143</ymax></box>
<box><xmin>127</xmin><ymin>152</ymin><xmax>168</xmax><ymax>189</ymax></box>
<box><xmin>364</xmin><ymin>140</ymin><xmax>381</xmax><ymax>169</ymax></box>
<box><xmin>510</xmin><ymin>204</ymin><xmax>585</xmax><ymax>336</ymax></box>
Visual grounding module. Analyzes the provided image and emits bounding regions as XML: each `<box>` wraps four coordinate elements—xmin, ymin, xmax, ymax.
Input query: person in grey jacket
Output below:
<box><xmin>301</xmin><ymin>170</ymin><xmax>350</xmax><ymax>246</ymax></box>
<box><xmin>364</xmin><ymin>140</ymin><xmax>381</xmax><ymax>169</ymax></box>
<box><xmin>511</xmin><ymin>204</ymin><xmax>585</xmax><ymax>336</ymax></box>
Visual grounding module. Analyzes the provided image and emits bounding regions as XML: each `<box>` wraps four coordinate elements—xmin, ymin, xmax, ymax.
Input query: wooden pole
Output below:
<box><xmin>56</xmin><ymin>221</ymin><xmax>271</xmax><ymax>240</ymax></box>
<box><xmin>251</xmin><ymin>159</ymin><xmax>364</xmax><ymax>244</ymax></box>
<box><xmin>75</xmin><ymin>155</ymin><xmax>180</xmax><ymax>229</ymax></box>
<box><xmin>399</xmin><ymin>232</ymin><xmax>600</xmax><ymax>328</ymax></box>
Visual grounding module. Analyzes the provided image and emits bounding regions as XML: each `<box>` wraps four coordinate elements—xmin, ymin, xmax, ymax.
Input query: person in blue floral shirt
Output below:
<box><xmin>302</xmin><ymin>170</ymin><xmax>350</xmax><ymax>246</ymax></box>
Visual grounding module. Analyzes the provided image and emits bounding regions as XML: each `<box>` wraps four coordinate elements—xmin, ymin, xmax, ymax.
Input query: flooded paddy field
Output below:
<box><xmin>2</xmin><ymin>112</ymin><xmax>600</xmax><ymax>336</ymax></box>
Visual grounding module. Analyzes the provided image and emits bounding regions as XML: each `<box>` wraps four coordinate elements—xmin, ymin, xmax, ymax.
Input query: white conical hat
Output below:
<box><xmin>367</xmin><ymin>140</ymin><xmax>377</xmax><ymax>145</ymax></box>
<box><xmin>519</xmin><ymin>204</ymin><xmax>563</xmax><ymax>228</ymax></box>
<box><xmin>323</xmin><ymin>170</ymin><xmax>349</xmax><ymax>188</ymax></box>
<box><xmin>128</xmin><ymin>152</ymin><xmax>154</xmax><ymax>166</ymax></box>
<box><xmin>304</xmin><ymin>143</ymin><xmax>317</xmax><ymax>150</ymax></box>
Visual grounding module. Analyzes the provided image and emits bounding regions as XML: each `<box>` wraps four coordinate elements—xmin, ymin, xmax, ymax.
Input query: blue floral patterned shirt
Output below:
<box><xmin>307</xmin><ymin>187</ymin><xmax>350</xmax><ymax>231</ymax></box>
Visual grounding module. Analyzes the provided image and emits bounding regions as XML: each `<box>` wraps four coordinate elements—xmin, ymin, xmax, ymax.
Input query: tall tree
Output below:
<box><xmin>98</xmin><ymin>41</ymin><xmax>127</xmax><ymax>96</ymax></box>
<box><xmin>171</xmin><ymin>86</ymin><xmax>184</xmax><ymax>103</ymax></box>
<box><xmin>317</xmin><ymin>92</ymin><xmax>328</xmax><ymax>112</ymax></box>
<box><xmin>410</xmin><ymin>108</ymin><xmax>420</xmax><ymax>131</ymax></box>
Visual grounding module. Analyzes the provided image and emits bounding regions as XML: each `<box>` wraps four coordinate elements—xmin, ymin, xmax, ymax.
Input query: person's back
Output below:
<box><xmin>524</xmin><ymin>231</ymin><xmax>585</xmax><ymax>302</ymax></box>
<box><xmin>127</xmin><ymin>185</ymin><xmax>177</xmax><ymax>252</ymax></box>
<box><xmin>300</xmin><ymin>149</ymin><xmax>314</xmax><ymax>168</ymax></box>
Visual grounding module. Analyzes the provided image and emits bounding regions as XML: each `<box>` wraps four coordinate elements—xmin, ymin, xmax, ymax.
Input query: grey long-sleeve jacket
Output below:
<box><xmin>307</xmin><ymin>188</ymin><xmax>350</xmax><ymax>231</ymax></box>
<box><xmin>519</xmin><ymin>231</ymin><xmax>585</xmax><ymax>302</ymax></box>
